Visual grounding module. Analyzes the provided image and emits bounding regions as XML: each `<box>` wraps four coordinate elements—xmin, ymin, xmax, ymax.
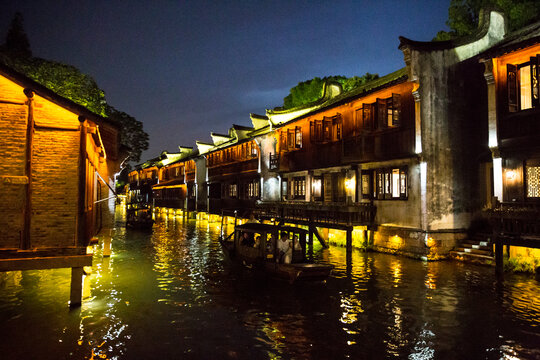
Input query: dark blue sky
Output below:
<box><xmin>1</xmin><ymin>1</ymin><xmax>450</xmax><ymax>161</ymax></box>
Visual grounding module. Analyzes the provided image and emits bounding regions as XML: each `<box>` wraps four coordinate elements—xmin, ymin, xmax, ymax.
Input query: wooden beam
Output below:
<box><xmin>346</xmin><ymin>229</ymin><xmax>352</xmax><ymax>250</ymax></box>
<box><xmin>22</xmin><ymin>89</ymin><xmax>35</xmax><ymax>250</ymax></box>
<box><xmin>0</xmin><ymin>255</ymin><xmax>92</xmax><ymax>272</ymax></box>
<box><xmin>311</xmin><ymin>225</ymin><xmax>328</xmax><ymax>249</ymax></box>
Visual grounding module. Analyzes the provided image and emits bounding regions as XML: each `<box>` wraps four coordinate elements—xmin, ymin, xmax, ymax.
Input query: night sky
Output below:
<box><xmin>1</xmin><ymin>1</ymin><xmax>450</xmax><ymax>162</ymax></box>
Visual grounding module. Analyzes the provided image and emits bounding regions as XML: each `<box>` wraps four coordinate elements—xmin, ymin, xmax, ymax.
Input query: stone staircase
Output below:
<box><xmin>449</xmin><ymin>233</ymin><xmax>494</xmax><ymax>265</ymax></box>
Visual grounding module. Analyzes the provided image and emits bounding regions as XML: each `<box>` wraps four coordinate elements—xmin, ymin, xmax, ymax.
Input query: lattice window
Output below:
<box><xmin>526</xmin><ymin>165</ymin><xmax>540</xmax><ymax>197</ymax></box>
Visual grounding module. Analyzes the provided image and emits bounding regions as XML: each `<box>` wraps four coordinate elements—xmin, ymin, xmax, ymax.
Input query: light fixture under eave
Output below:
<box><xmin>505</xmin><ymin>170</ymin><xmax>516</xmax><ymax>181</ymax></box>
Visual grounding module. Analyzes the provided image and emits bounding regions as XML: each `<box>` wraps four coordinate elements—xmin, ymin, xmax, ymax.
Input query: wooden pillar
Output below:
<box><xmin>22</xmin><ymin>89</ymin><xmax>35</xmax><ymax>250</ymax></box>
<box><xmin>77</xmin><ymin>118</ymin><xmax>88</xmax><ymax>247</ymax></box>
<box><xmin>495</xmin><ymin>234</ymin><xmax>503</xmax><ymax>279</ymax></box>
<box><xmin>308</xmin><ymin>226</ymin><xmax>314</xmax><ymax>260</ymax></box>
<box><xmin>69</xmin><ymin>267</ymin><xmax>84</xmax><ymax>308</ymax></box>
<box><xmin>346</xmin><ymin>228</ymin><xmax>352</xmax><ymax>251</ymax></box>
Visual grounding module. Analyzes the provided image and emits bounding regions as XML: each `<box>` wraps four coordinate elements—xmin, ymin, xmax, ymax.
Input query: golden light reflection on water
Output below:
<box><xmin>1</xmin><ymin>204</ymin><xmax>540</xmax><ymax>359</ymax></box>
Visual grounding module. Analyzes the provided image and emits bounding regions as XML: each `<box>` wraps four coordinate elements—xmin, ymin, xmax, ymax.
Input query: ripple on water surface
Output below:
<box><xmin>0</xmin><ymin>210</ymin><xmax>539</xmax><ymax>359</ymax></box>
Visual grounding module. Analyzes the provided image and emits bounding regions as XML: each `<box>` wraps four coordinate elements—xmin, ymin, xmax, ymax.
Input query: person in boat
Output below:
<box><xmin>246</xmin><ymin>213</ymin><xmax>259</xmax><ymax>224</ymax></box>
<box><xmin>241</xmin><ymin>232</ymin><xmax>254</xmax><ymax>247</ymax></box>
<box><xmin>277</xmin><ymin>232</ymin><xmax>292</xmax><ymax>264</ymax></box>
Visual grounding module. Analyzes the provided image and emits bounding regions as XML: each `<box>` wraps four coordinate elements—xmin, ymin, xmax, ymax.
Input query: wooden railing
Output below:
<box><xmin>342</xmin><ymin>128</ymin><xmax>414</xmax><ymax>162</ymax></box>
<box><xmin>255</xmin><ymin>201</ymin><xmax>376</xmax><ymax>228</ymax></box>
<box><xmin>489</xmin><ymin>202</ymin><xmax>540</xmax><ymax>239</ymax></box>
<box><xmin>154</xmin><ymin>198</ymin><xmax>185</xmax><ymax>209</ymax></box>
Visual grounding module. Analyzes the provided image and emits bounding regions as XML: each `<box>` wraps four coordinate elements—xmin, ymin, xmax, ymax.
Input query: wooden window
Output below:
<box><xmin>377</xmin><ymin>98</ymin><xmax>386</xmax><ymax>129</ymax></box>
<box><xmin>228</xmin><ymin>183</ymin><xmax>237</xmax><ymax>198</ymax></box>
<box><xmin>287</xmin><ymin>129</ymin><xmax>295</xmax><ymax>151</ymax></box>
<box><xmin>280</xmin><ymin>130</ymin><xmax>287</xmax><ymax>151</ymax></box>
<box><xmin>507</xmin><ymin>55</ymin><xmax>540</xmax><ymax>112</ymax></box>
<box><xmin>376</xmin><ymin>170</ymin><xmax>384</xmax><ymax>199</ymax></box>
<box><xmin>310</xmin><ymin>119</ymin><xmax>324</xmax><ymax>143</ymax></box>
<box><xmin>526</xmin><ymin>159</ymin><xmax>540</xmax><ymax>198</ymax></box>
<box><xmin>323</xmin><ymin>118</ymin><xmax>332</xmax><ymax>141</ymax></box>
<box><xmin>363</xmin><ymin>103</ymin><xmax>374</xmax><ymax>130</ymax></box>
<box><xmin>332</xmin><ymin>115</ymin><xmax>342</xmax><ymax>141</ymax></box>
<box><xmin>251</xmin><ymin>142</ymin><xmax>258</xmax><ymax>157</ymax></box>
<box><xmin>293</xmin><ymin>176</ymin><xmax>306</xmax><ymax>199</ymax></box>
<box><xmin>361</xmin><ymin>171</ymin><xmax>372</xmax><ymax>200</ymax></box>
<box><xmin>281</xmin><ymin>179</ymin><xmax>288</xmax><ymax>201</ymax></box>
<box><xmin>372</xmin><ymin>167</ymin><xmax>408</xmax><ymax>200</ymax></box>
<box><xmin>312</xmin><ymin>176</ymin><xmax>323</xmax><ymax>201</ymax></box>
<box><xmin>295</xmin><ymin>127</ymin><xmax>302</xmax><ymax>148</ymax></box>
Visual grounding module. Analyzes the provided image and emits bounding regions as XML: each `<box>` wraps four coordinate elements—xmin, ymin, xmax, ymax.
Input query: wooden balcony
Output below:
<box><xmin>154</xmin><ymin>198</ymin><xmax>185</xmax><ymax>209</ymax></box>
<box><xmin>489</xmin><ymin>202</ymin><xmax>540</xmax><ymax>247</ymax></box>
<box><xmin>208</xmin><ymin>198</ymin><xmax>257</xmax><ymax>216</ymax></box>
<box><xmin>342</xmin><ymin>128</ymin><xmax>414</xmax><ymax>163</ymax></box>
<box><xmin>499</xmin><ymin>110</ymin><xmax>540</xmax><ymax>146</ymax></box>
<box><xmin>255</xmin><ymin>201</ymin><xmax>376</xmax><ymax>229</ymax></box>
<box><xmin>207</xmin><ymin>158</ymin><xmax>258</xmax><ymax>179</ymax></box>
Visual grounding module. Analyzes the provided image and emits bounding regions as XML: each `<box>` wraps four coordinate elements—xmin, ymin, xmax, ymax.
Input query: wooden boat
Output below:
<box><xmin>126</xmin><ymin>205</ymin><xmax>154</xmax><ymax>229</ymax></box>
<box><xmin>219</xmin><ymin>222</ymin><xmax>333</xmax><ymax>282</ymax></box>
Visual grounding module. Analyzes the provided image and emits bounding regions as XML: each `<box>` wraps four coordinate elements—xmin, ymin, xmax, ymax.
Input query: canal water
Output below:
<box><xmin>1</xmin><ymin>210</ymin><xmax>539</xmax><ymax>360</ymax></box>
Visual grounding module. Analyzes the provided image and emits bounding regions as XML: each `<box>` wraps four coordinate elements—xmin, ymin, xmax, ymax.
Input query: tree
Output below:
<box><xmin>0</xmin><ymin>12</ymin><xmax>149</xmax><ymax>166</ymax></box>
<box><xmin>434</xmin><ymin>0</ymin><xmax>540</xmax><ymax>41</ymax></box>
<box><xmin>282</xmin><ymin>73</ymin><xmax>379</xmax><ymax>110</ymax></box>
<box><xmin>106</xmin><ymin>106</ymin><xmax>149</xmax><ymax>164</ymax></box>
<box><xmin>3</xmin><ymin>12</ymin><xmax>32</xmax><ymax>58</ymax></box>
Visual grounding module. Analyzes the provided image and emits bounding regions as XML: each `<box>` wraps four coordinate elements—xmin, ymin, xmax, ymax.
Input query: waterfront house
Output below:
<box><xmin>0</xmin><ymin>63</ymin><xmax>121</xmax><ymax>305</ymax></box>
<box><xmin>478</xmin><ymin>17</ymin><xmax>540</xmax><ymax>268</ymax></box>
<box><xmin>201</xmin><ymin>125</ymin><xmax>260</xmax><ymax>217</ymax></box>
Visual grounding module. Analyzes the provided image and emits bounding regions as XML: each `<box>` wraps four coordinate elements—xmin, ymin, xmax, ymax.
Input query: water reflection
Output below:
<box><xmin>0</xmin><ymin>207</ymin><xmax>539</xmax><ymax>359</ymax></box>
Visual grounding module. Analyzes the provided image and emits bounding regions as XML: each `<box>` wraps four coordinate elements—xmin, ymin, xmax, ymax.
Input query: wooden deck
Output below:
<box><xmin>489</xmin><ymin>202</ymin><xmax>540</xmax><ymax>276</ymax></box>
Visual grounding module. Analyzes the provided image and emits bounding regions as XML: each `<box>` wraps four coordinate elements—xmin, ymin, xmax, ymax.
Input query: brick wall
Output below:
<box><xmin>0</xmin><ymin>77</ymin><xmax>28</xmax><ymax>249</ymax></box>
<box><xmin>31</xmin><ymin>128</ymin><xmax>80</xmax><ymax>247</ymax></box>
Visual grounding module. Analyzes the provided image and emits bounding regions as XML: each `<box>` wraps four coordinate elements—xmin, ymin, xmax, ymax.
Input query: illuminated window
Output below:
<box><xmin>361</xmin><ymin>172</ymin><xmax>372</xmax><ymax>199</ymax></box>
<box><xmin>312</xmin><ymin>176</ymin><xmax>322</xmax><ymax>201</ymax></box>
<box><xmin>247</xmin><ymin>179</ymin><xmax>260</xmax><ymax>199</ymax></box>
<box><xmin>228</xmin><ymin>183</ymin><xmax>237</xmax><ymax>198</ymax></box>
<box><xmin>507</xmin><ymin>55</ymin><xmax>540</xmax><ymax>112</ymax></box>
<box><xmin>526</xmin><ymin>161</ymin><xmax>540</xmax><ymax>198</ymax></box>
<box><xmin>373</xmin><ymin>167</ymin><xmax>408</xmax><ymax>200</ymax></box>
<box><xmin>293</xmin><ymin>176</ymin><xmax>306</xmax><ymax>199</ymax></box>
<box><xmin>295</xmin><ymin>127</ymin><xmax>302</xmax><ymax>148</ymax></box>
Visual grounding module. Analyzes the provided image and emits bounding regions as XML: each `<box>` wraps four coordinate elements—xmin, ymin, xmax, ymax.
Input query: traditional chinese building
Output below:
<box><xmin>0</xmin><ymin>63</ymin><xmax>121</xmax><ymax>306</ymax></box>
<box><xmin>479</xmin><ymin>17</ymin><xmax>540</xmax><ymax>271</ymax></box>
<box><xmin>201</xmin><ymin>125</ymin><xmax>260</xmax><ymax>217</ymax></box>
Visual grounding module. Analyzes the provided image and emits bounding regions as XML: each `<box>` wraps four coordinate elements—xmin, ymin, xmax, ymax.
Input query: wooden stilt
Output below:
<box><xmin>311</xmin><ymin>226</ymin><xmax>328</xmax><ymax>248</ymax></box>
<box><xmin>346</xmin><ymin>228</ymin><xmax>352</xmax><ymax>251</ymax></box>
<box><xmin>70</xmin><ymin>267</ymin><xmax>84</xmax><ymax>308</ymax></box>
<box><xmin>308</xmin><ymin>227</ymin><xmax>314</xmax><ymax>260</ymax></box>
<box><xmin>495</xmin><ymin>234</ymin><xmax>503</xmax><ymax>279</ymax></box>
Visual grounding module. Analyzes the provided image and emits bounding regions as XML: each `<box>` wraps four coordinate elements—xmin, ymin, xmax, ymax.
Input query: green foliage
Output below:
<box><xmin>0</xmin><ymin>12</ymin><xmax>149</xmax><ymax>165</ymax></box>
<box><xmin>282</xmin><ymin>73</ymin><xmax>379</xmax><ymax>110</ymax></box>
<box><xmin>106</xmin><ymin>107</ymin><xmax>149</xmax><ymax>163</ymax></box>
<box><xmin>434</xmin><ymin>0</ymin><xmax>540</xmax><ymax>41</ymax></box>
<box><xmin>504</xmin><ymin>254</ymin><xmax>540</xmax><ymax>273</ymax></box>
<box><xmin>341</xmin><ymin>73</ymin><xmax>379</xmax><ymax>92</ymax></box>
<box><xmin>0</xmin><ymin>53</ymin><xmax>108</xmax><ymax>116</ymax></box>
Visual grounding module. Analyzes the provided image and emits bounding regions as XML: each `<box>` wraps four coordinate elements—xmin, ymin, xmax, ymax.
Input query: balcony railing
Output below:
<box><xmin>255</xmin><ymin>201</ymin><xmax>376</xmax><ymax>228</ymax></box>
<box><xmin>488</xmin><ymin>202</ymin><xmax>540</xmax><ymax>240</ymax></box>
<box><xmin>342</xmin><ymin>128</ymin><xmax>414</xmax><ymax>162</ymax></box>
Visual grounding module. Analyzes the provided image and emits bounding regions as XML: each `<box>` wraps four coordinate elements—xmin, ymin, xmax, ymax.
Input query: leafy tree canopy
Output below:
<box><xmin>282</xmin><ymin>72</ymin><xmax>379</xmax><ymax>110</ymax></box>
<box><xmin>0</xmin><ymin>12</ymin><xmax>149</xmax><ymax>165</ymax></box>
<box><xmin>434</xmin><ymin>0</ymin><xmax>540</xmax><ymax>41</ymax></box>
